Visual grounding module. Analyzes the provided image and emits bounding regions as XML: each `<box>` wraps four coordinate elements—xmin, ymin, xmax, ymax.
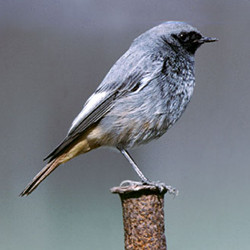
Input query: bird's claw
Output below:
<box><xmin>120</xmin><ymin>180</ymin><xmax>144</xmax><ymax>187</ymax></box>
<box><xmin>143</xmin><ymin>180</ymin><xmax>179</xmax><ymax>196</ymax></box>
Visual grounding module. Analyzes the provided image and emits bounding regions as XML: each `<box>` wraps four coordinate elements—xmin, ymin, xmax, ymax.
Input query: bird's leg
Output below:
<box><xmin>118</xmin><ymin>148</ymin><xmax>149</xmax><ymax>183</ymax></box>
<box><xmin>118</xmin><ymin>148</ymin><xmax>178</xmax><ymax>195</ymax></box>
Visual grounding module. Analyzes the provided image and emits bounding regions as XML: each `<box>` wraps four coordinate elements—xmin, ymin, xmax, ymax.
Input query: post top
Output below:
<box><xmin>111</xmin><ymin>180</ymin><xmax>178</xmax><ymax>196</ymax></box>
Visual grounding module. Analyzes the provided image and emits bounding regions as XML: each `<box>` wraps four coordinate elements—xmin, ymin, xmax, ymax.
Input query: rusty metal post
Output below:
<box><xmin>111</xmin><ymin>183</ymin><xmax>174</xmax><ymax>250</ymax></box>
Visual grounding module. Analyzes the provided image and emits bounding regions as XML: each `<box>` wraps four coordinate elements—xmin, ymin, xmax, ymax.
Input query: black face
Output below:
<box><xmin>172</xmin><ymin>31</ymin><xmax>203</xmax><ymax>54</ymax></box>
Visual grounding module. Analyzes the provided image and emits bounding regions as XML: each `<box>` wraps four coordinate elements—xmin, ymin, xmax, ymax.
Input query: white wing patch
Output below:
<box><xmin>68</xmin><ymin>91</ymin><xmax>108</xmax><ymax>134</ymax></box>
<box><xmin>139</xmin><ymin>75</ymin><xmax>151</xmax><ymax>88</ymax></box>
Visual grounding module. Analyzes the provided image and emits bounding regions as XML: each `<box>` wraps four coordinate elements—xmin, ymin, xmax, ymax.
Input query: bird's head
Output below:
<box><xmin>135</xmin><ymin>21</ymin><xmax>218</xmax><ymax>55</ymax></box>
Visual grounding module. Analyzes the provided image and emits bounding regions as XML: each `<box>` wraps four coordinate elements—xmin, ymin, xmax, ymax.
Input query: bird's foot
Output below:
<box><xmin>120</xmin><ymin>179</ymin><xmax>143</xmax><ymax>187</ymax></box>
<box><xmin>119</xmin><ymin>179</ymin><xmax>178</xmax><ymax>196</ymax></box>
<box><xmin>143</xmin><ymin>180</ymin><xmax>179</xmax><ymax>196</ymax></box>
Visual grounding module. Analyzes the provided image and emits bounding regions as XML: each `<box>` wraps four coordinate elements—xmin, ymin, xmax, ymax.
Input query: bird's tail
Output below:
<box><xmin>20</xmin><ymin>158</ymin><xmax>62</xmax><ymax>197</ymax></box>
<box><xmin>20</xmin><ymin>129</ymin><xmax>97</xmax><ymax>196</ymax></box>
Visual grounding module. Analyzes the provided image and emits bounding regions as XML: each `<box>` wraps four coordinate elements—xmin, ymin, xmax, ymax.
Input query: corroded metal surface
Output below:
<box><xmin>112</xmin><ymin>184</ymin><xmax>168</xmax><ymax>250</ymax></box>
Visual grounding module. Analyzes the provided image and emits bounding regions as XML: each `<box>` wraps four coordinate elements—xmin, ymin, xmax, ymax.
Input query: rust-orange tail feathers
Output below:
<box><xmin>20</xmin><ymin>126</ymin><xmax>100</xmax><ymax>196</ymax></box>
<box><xmin>19</xmin><ymin>158</ymin><xmax>62</xmax><ymax>196</ymax></box>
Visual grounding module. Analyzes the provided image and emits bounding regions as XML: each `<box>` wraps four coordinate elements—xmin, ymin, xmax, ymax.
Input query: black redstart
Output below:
<box><xmin>20</xmin><ymin>21</ymin><xmax>217</xmax><ymax>196</ymax></box>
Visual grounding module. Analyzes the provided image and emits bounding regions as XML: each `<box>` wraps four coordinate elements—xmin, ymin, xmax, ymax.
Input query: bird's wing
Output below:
<box><xmin>44</xmin><ymin>72</ymin><xmax>143</xmax><ymax>162</ymax></box>
<box><xmin>67</xmin><ymin>91</ymin><xmax>116</xmax><ymax>136</ymax></box>
<box><xmin>44</xmin><ymin>90</ymin><xmax>118</xmax><ymax>162</ymax></box>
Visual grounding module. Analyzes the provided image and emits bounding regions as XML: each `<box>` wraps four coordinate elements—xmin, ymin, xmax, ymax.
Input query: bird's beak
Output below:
<box><xmin>199</xmin><ymin>36</ymin><xmax>218</xmax><ymax>43</ymax></box>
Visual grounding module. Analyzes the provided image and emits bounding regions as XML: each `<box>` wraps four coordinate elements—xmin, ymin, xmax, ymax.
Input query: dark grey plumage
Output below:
<box><xmin>21</xmin><ymin>21</ymin><xmax>217</xmax><ymax>196</ymax></box>
<box><xmin>48</xmin><ymin>21</ymin><xmax>216</xmax><ymax>158</ymax></box>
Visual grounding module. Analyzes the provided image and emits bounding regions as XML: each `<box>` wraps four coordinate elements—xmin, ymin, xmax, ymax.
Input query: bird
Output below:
<box><xmin>20</xmin><ymin>21</ymin><xmax>217</xmax><ymax>196</ymax></box>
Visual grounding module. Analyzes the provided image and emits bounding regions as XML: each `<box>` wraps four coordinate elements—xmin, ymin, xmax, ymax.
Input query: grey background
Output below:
<box><xmin>1</xmin><ymin>0</ymin><xmax>249</xmax><ymax>249</ymax></box>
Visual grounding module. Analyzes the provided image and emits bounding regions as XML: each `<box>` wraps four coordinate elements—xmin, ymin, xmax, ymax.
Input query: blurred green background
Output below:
<box><xmin>1</xmin><ymin>0</ymin><xmax>249</xmax><ymax>249</ymax></box>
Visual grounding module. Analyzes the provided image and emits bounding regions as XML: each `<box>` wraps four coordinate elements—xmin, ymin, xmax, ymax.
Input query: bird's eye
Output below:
<box><xmin>179</xmin><ymin>33</ymin><xmax>185</xmax><ymax>39</ymax></box>
<box><xmin>176</xmin><ymin>31</ymin><xmax>202</xmax><ymax>44</ymax></box>
<box><xmin>178</xmin><ymin>32</ymin><xmax>189</xmax><ymax>42</ymax></box>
